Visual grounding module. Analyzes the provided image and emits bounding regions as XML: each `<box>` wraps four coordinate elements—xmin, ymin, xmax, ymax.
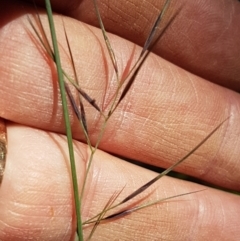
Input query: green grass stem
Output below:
<box><xmin>44</xmin><ymin>1</ymin><xmax>83</xmax><ymax>240</ymax></box>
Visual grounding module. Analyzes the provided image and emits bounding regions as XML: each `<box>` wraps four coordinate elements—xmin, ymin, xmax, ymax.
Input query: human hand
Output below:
<box><xmin>0</xmin><ymin>0</ymin><xmax>240</xmax><ymax>240</ymax></box>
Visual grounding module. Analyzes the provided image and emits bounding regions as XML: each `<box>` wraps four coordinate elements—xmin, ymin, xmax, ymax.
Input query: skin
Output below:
<box><xmin>0</xmin><ymin>0</ymin><xmax>240</xmax><ymax>240</ymax></box>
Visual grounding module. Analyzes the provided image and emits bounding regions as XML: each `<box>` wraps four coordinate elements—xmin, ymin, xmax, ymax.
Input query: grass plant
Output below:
<box><xmin>26</xmin><ymin>0</ymin><xmax>229</xmax><ymax>240</ymax></box>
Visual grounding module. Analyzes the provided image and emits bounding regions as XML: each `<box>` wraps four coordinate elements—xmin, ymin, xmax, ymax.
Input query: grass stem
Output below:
<box><xmin>44</xmin><ymin>1</ymin><xmax>83</xmax><ymax>240</ymax></box>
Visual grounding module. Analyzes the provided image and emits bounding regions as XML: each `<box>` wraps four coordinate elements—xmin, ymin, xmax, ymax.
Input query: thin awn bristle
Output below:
<box><xmin>93</xmin><ymin>0</ymin><xmax>119</xmax><ymax>77</ymax></box>
<box><xmin>86</xmin><ymin>188</ymin><xmax>125</xmax><ymax>240</ymax></box>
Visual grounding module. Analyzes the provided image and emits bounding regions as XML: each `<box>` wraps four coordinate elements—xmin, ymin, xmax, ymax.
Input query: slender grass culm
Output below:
<box><xmin>26</xmin><ymin>0</ymin><xmax>231</xmax><ymax>240</ymax></box>
<box><xmin>0</xmin><ymin>0</ymin><xmax>238</xmax><ymax>241</ymax></box>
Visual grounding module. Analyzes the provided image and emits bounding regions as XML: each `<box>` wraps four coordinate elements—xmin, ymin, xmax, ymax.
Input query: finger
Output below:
<box><xmin>30</xmin><ymin>0</ymin><xmax>240</xmax><ymax>91</ymax></box>
<box><xmin>0</xmin><ymin>2</ymin><xmax>240</xmax><ymax>191</ymax></box>
<box><xmin>0</xmin><ymin>124</ymin><xmax>239</xmax><ymax>241</ymax></box>
<box><xmin>0</xmin><ymin>124</ymin><xmax>81</xmax><ymax>241</ymax></box>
